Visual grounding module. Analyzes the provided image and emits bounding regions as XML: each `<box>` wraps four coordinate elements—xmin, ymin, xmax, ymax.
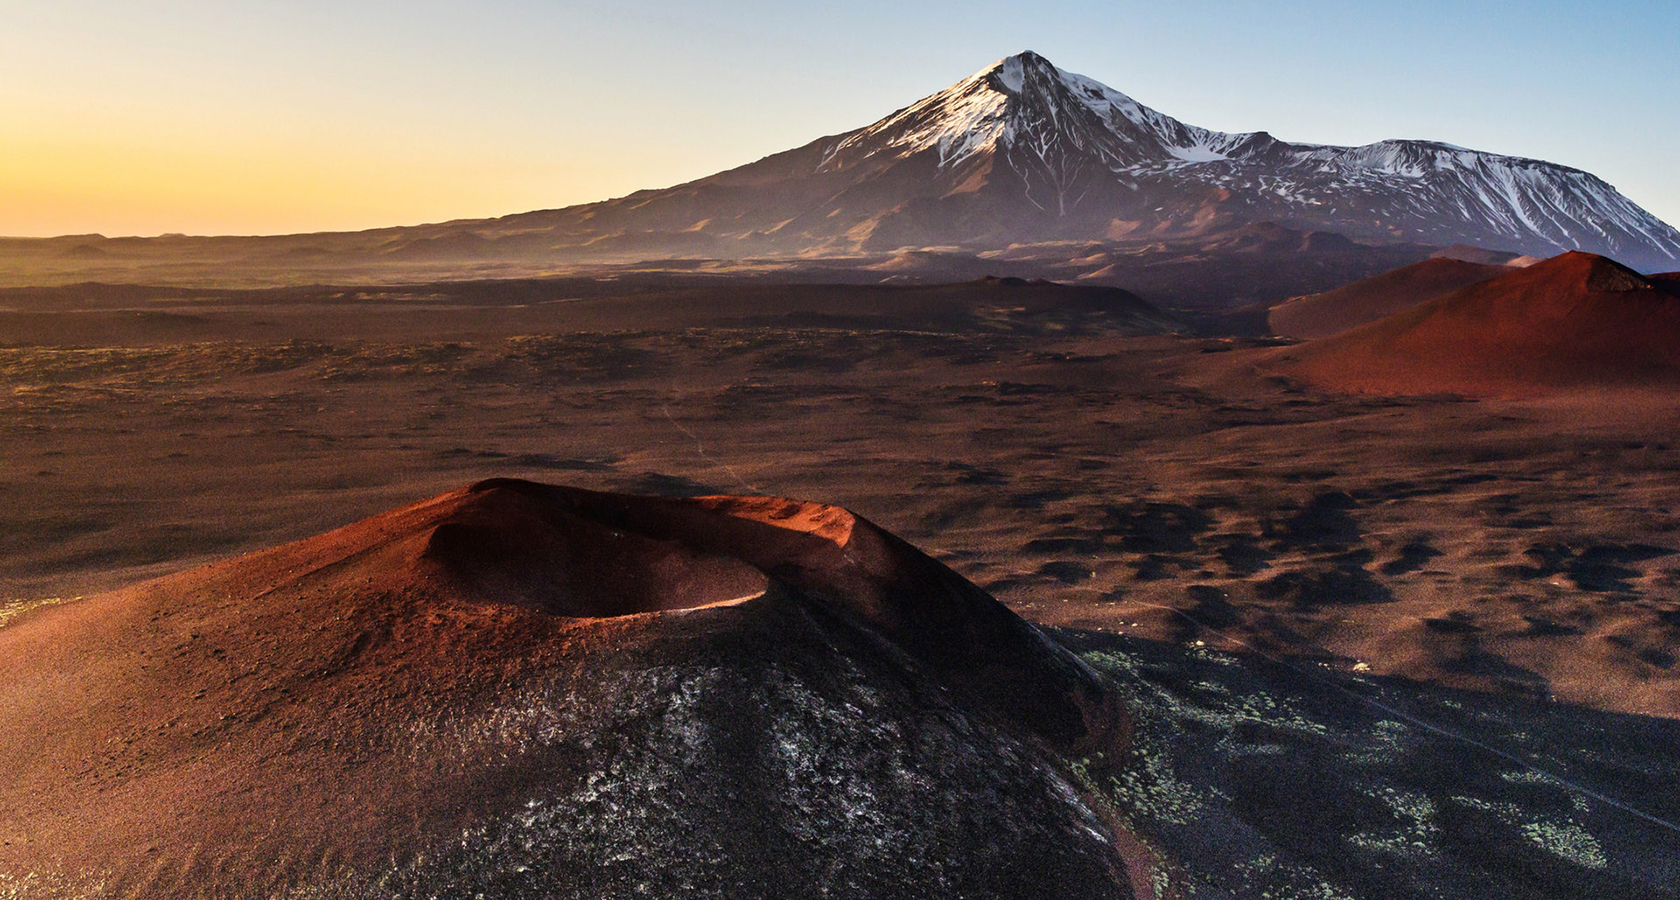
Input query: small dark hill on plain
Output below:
<box><xmin>1268</xmin><ymin>256</ymin><xmax>1506</xmax><ymax>339</ymax></box>
<box><xmin>600</xmin><ymin>276</ymin><xmax>1178</xmax><ymax>334</ymax></box>
<box><xmin>0</xmin><ymin>479</ymin><xmax>1131</xmax><ymax>900</ymax></box>
<box><xmin>0</xmin><ymin>276</ymin><xmax>1177</xmax><ymax>348</ymax></box>
<box><xmin>1272</xmin><ymin>252</ymin><xmax>1680</xmax><ymax>395</ymax></box>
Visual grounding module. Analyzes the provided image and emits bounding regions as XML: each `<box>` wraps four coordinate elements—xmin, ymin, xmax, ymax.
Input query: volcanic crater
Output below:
<box><xmin>0</xmin><ymin>479</ymin><xmax>1135</xmax><ymax>900</ymax></box>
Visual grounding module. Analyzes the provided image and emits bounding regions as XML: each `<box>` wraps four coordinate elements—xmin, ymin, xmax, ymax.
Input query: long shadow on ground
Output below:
<box><xmin>1059</xmin><ymin>630</ymin><xmax>1680</xmax><ymax>900</ymax></box>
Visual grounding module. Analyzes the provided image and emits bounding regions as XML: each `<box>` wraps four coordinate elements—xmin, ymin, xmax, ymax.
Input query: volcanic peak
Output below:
<box><xmin>825</xmin><ymin>50</ymin><xmax>1248</xmax><ymax>173</ymax></box>
<box><xmin>850</xmin><ymin>51</ymin><xmax>1604</xmax><ymax>182</ymax></box>
<box><xmin>797</xmin><ymin>52</ymin><xmax>1680</xmax><ymax>265</ymax></box>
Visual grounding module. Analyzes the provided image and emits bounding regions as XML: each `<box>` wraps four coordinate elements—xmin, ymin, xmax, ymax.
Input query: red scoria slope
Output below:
<box><xmin>1267</xmin><ymin>255</ymin><xmax>1505</xmax><ymax>340</ymax></box>
<box><xmin>0</xmin><ymin>479</ymin><xmax>1132</xmax><ymax>900</ymax></box>
<box><xmin>1271</xmin><ymin>251</ymin><xmax>1680</xmax><ymax>395</ymax></box>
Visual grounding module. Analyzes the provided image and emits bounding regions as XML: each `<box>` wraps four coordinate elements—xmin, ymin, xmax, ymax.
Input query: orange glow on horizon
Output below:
<box><xmin>0</xmin><ymin>108</ymin><xmax>693</xmax><ymax>238</ymax></box>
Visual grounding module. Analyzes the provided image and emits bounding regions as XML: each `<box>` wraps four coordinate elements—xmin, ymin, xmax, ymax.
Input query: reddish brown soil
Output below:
<box><xmin>7</xmin><ymin>271</ymin><xmax>1680</xmax><ymax>896</ymax></box>
<box><xmin>1267</xmin><ymin>256</ymin><xmax>1504</xmax><ymax>339</ymax></box>
<box><xmin>1272</xmin><ymin>252</ymin><xmax>1680</xmax><ymax>395</ymax></box>
<box><xmin>5</xmin><ymin>280</ymin><xmax>1680</xmax><ymax>721</ymax></box>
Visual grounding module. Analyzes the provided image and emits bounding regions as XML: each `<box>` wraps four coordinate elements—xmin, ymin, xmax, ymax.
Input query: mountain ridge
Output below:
<box><xmin>488</xmin><ymin>51</ymin><xmax>1678</xmax><ymax>269</ymax></box>
<box><xmin>5</xmin><ymin>52</ymin><xmax>1677</xmax><ymax>283</ymax></box>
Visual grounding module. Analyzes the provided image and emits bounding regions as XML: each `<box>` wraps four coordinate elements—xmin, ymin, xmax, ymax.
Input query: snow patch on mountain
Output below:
<box><xmin>822</xmin><ymin>62</ymin><xmax>1012</xmax><ymax>168</ymax></box>
<box><xmin>819</xmin><ymin>51</ymin><xmax>1680</xmax><ymax>266</ymax></box>
<box><xmin>1168</xmin><ymin>145</ymin><xmax>1231</xmax><ymax>163</ymax></box>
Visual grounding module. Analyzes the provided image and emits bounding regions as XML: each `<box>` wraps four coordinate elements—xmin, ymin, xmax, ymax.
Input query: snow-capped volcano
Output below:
<box><xmin>821</xmin><ymin>51</ymin><xmax>1268</xmax><ymax>182</ymax></box>
<box><xmin>498</xmin><ymin>52</ymin><xmax>1680</xmax><ymax>270</ymax></box>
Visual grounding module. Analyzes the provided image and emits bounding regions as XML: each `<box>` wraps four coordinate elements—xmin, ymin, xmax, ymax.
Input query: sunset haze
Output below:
<box><xmin>3</xmin><ymin>0</ymin><xmax>1676</xmax><ymax>236</ymax></box>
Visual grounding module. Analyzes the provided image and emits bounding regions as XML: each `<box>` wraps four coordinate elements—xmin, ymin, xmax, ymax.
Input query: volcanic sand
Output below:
<box><xmin>6</xmin><ymin>274</ymin><xmax>1680</xmax><ymax>897</ymax></box>
<box><xmin>3</xmin><ymin>275</ymin><xmax>1679</xmax><ymax>725</ymax></box>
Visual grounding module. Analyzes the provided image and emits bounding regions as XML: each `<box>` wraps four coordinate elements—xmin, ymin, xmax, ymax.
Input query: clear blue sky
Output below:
<box><xmin>3</xmin><ymin>0</ymin><xmax>1676</xmax><ymax>236</ymax></box>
